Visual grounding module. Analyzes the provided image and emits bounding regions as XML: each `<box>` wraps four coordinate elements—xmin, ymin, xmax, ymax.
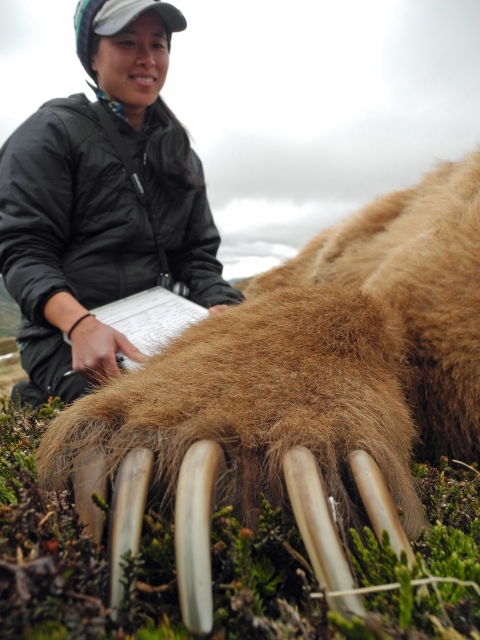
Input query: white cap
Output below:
<box><xmin>93</xmin><ymin>0</ymin><xmax>186</xmax><ymax>35</ymax></box>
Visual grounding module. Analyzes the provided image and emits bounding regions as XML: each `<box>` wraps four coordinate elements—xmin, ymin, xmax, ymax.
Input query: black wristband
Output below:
<box><xmin>67</xmin><ymin>312</ymin><xmax>93</xmax><ymax>340</ymax></box>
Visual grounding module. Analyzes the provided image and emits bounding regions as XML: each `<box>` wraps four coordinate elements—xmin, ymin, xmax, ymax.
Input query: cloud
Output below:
<box><xmin>215</xmin><ymin>198</ymin><xmax>358</xmax><ymax>280</ymax></box>
<box><xmin>2</xmin><ymin>0</ymin><xmax>480</xmax><ymax>283</ymax></box>
<box><xmin>0</xmin><ymin>1</ymin><xmax>88</xmax><ymax>140</ymax></box>
<box><xmin>203</xmin><ymin>113</ymin><xmax>478</xmax><ymax>213</ymax></box>
<box><xmin>0</xmin><ymin>4</ymin><xmax>33</xmax><ymax>57</ymax></box>
<box><xmin>383</xmin><ymin>0</ymin><xmax>480</xmax><ymax>104</ymax></box>
<box><xmin>215</xmin><ymin>198</ymin><xmax>355</xmax><ymax>244</ymax></box>
<box><xmin>182</xmin><ymin>0</ymin><xmax>480</xmax><ymax>218</ymax></box>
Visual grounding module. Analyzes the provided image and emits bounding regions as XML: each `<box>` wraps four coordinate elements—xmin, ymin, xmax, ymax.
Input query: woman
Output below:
<box><xmin>0</xmin><ymin>0</ymin><xmax>244</xmax><ymax>405</ymax></box>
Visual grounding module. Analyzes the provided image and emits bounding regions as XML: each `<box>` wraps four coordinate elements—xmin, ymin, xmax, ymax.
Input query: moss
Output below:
<box><xmin>1</xmin><ymin>402</ymin><xmax>480</xmax><ymax>639</ymax></box>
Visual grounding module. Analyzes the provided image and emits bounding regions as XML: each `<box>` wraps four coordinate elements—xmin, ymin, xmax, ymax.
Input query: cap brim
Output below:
<box><xmin>94</xmin><ymin>1</ymin><xmax>187</xmax><ymax>35</ymax></box>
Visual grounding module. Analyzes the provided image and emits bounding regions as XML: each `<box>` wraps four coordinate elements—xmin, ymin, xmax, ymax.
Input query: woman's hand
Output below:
<box><xmin>44</xmin><ymin>291</ymin><xmax>145</xmax><ymax>383</ymax></box>
<box><xmin>69</xmin><ymin>315</ymin><xmax>145</xmax><ymax>382</ymax></box>
<box><xmin>208</xmin><ymin>304</ymin><xmax>229</xmax><ymax>315</ymax></box>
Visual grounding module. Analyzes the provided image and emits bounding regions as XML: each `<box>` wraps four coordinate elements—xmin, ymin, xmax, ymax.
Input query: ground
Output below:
<box><xmin>1</xmin><ymin>340</ymin><xmax>480</xmax><ymax>639</ymax></box>
<box><xmin>1</xmin><ymin>397</ymin><xmax>480</xmax><ymax>638</ymax></box>
<box><xmin>0</xmin><ymin>337</ymin><xmax>26</xmax><ymax>399</ymax></box>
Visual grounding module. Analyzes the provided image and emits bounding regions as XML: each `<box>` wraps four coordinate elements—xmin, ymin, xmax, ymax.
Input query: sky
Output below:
<box><xmin>1</xmin><ymin>0</ymin><xmax>480</xmax><ymax>279</ymax></box>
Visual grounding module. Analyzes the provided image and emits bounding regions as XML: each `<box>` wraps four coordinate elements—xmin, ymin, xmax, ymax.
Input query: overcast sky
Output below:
<box><xmin>1</xmin><ymin>0</ymin><xmax>480</xmax><ymax>279</ymax></box>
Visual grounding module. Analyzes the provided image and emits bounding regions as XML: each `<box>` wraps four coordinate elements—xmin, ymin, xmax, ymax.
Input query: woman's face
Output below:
<box><xmin>91</xmin><ymin>10</ymin><xmax>169</xmax><ymax>119</ymax></box>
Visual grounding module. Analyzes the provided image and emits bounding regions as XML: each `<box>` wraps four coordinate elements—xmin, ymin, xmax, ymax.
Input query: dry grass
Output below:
<box><xmin>0</xmin><ymin>337</ymin><xmax>16</xmax><ymax>356</ymax></box>
<box><xmin>0</xmin><ymin>359</ymin><xmax>27</xmax><ymax>399</ymax></box>
<box><xmin>0</xmin><ymin>339</ymin><xmax>27</xmax><ymax>400</ymax></box>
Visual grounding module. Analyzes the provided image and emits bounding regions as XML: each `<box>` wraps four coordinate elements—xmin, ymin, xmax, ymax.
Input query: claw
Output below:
<box><xmin>109</xmin><ymin>448</ymin><xmax>154</xmax><ymax>619</ymax></box>
<box><xmin>175</xmin><ymin>440</ymin><xmax>226</xmax><ymax>635</ymax></box>
<box><xmin>73</xmin><ymin>447</ymin><xmax>108</xmax><ymax>543</ymax></box>
<box><xmin>283</xmin><ymin>446</ymin><xmax>365</xmax><ymax>617</ymax></box>
<box><xmin>349</xmin><ymin>450</ymin><xmax>416</xmax><ymax>567</ymax></box>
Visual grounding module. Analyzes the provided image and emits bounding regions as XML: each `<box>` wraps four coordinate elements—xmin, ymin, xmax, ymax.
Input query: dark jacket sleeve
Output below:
<box><xmin>167</xmin><ymin>155</ymin><xmax>245</xmax><ymax>308</ymax></box>
<box><xmin>0</xmin><ymin>109</ymin><xmax>77</xmax><ymax>328</ymax></box>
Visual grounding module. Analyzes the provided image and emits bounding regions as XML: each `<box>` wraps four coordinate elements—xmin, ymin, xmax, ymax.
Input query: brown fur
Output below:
<box><xmin>243</xmin><ymin>159</ymin><xmax>456</xmax><ymax>297</ymax></box>
<box><xmin>239</xmin><ymin>228</ymin><xmax>332</xmax><ymax>296</ymax></box>
<box><xmin>36</xmin><ymin>286</ymin><xmax>424</xmax><ymax>537</ymax></box>
<box><xmin>241</xmin><ymin>150</ymin><xmax>480</xmax><ymax>460</ymax></box>
<box><xmin>36</xmin><ymin>149</ymin><xmax>480</xmax><ymax>541</ymax></box>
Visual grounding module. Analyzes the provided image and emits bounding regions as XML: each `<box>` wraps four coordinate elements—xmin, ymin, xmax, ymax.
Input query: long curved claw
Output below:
<box><xmin>109</xmin><ymin>447</ymin><xmax>154</xmax><ymax>620</ymax></box>
<box><xmin>283</xmin><ymin>446</ymin><xmax>365</xmax><ymax>618</ymax></box>
<box><xmin>73</xmin><ymin>447</ymin><xmax>108</xmax><ymax>544</ymax></box>
<box><xmin>349</xmin><ymin>450</ymin><xmax>416</xmax><ymax>568</ymax></box>
<box><xmin>175</xmin><ymin>440</ymin><xmax>226</xmax><ymax>635</ymax></box>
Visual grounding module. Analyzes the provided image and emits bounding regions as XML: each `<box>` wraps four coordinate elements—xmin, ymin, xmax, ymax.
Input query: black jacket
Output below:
<box><xmin>0</xmin><ymin>94</ymin><xmax>243</xmax><ymax>341</ymax></box>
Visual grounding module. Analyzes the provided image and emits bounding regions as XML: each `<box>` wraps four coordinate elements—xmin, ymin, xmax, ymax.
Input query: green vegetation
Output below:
<box><xmin>1</xmin><ymin>400</ymin><xmax>479</xmax><ymax>639</ymax></box>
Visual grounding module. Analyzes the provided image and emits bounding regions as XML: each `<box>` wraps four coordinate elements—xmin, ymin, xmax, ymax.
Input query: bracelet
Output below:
<box><xmin>67</xmin><ymin>312</ymin><xmax>94</xmax><ymax>340</ymax></box>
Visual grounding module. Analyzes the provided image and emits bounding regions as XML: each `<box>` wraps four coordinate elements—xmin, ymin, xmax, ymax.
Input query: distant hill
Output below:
<box><xmin>0</xmin><ymin>277</ymin><xmax>20</xmax><ymax>338</ymax></box>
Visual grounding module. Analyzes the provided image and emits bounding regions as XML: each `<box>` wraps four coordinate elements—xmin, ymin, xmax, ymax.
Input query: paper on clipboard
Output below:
<box><xmin>66</xmin><ymin>286</ymin><xmax>209</xmax><ymax>371</ymax></box>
